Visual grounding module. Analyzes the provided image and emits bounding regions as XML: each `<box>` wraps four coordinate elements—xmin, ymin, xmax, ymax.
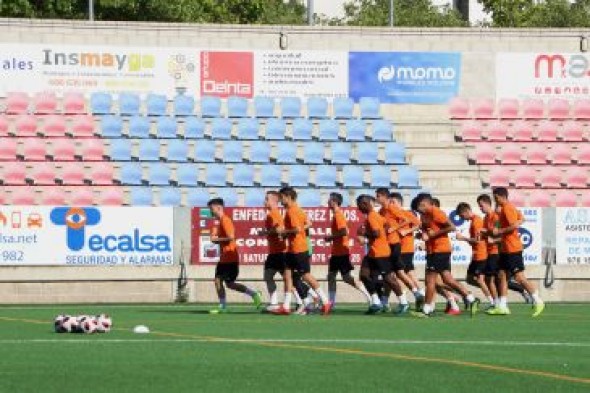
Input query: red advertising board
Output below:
<box><xmin>200</xmin><ymin>51</ymin><xmax>254</xmax><ymax>98</ymax></box>
<box><xmin>191</xmin><ymin>207</ymin><xmax>365</xmax><ymax>265</ymax></box>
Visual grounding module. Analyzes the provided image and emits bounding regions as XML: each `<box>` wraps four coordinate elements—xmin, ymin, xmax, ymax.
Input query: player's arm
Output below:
<box><xmin>325</xmin><ymin>227</ymin><xmax>348</xmax><ymax>241</ymax></box>
<box><xmin>456</xmin><ymin>232</ymin><xmax>478</xmax><ymax>245</ymax></box>
<box><xmin>399</xmin><ymin>215</ymin><xmax>420</xmax><ymax>237</ymax></box>
<box><xmin>426</xmin><ymin>216</ymin><xmax>455</xmax><ymax>239</ymax></box>
<box><xmin>211</xmin><ymin>220</ymin><xmax>235</xmax><ymax>244</ymax></box>
<box><xmin>492</xmin><ymin>209</ymin><xmax>523</xmax><ymax>236</ymax></box>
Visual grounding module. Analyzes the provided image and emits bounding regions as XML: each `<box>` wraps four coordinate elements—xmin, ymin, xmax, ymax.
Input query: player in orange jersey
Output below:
<box><xmin>207</xmin><ymin>198</ymin><xmax>262</xmax><ymax>314</ymax></box>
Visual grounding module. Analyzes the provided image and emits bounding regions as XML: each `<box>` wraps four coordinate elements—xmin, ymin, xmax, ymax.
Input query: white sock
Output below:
<box><xmin>245</xmin><ymin>288</ymin><xmax>257</xmax><ymax>297</ymax></box>
<box><xmin>358</xmin><ymin>285</ymin><xmax>372</xmax><ymax>303</ymax></box>
<box><xmin>283</xmin><ymin>292</ymin><xmax>292</xmax><ymax>309</ymax></box>
<box><xmin>293</xmin><ymin>290</ymin><xmax>302</xmax><ymax>305</ymax></box>
<box><xmin>531</xmin><ymin>291</ymin><xmax>543</xmax><ymax>305</ymax></box>
<box><xmin>412</xmin><ymin>289</ymin><xmax>422</xmax><ymax>298</ymax></box>
<box><xmin>494</xmin><ymin>297</ymin><xmax>500</xmax><ymax>305</ymax></box>
<box><xmin>398</xmin><ymin>292</ymin><xmax>409</xmax><ymax>305</ymax></box>
<box><xmin>419</xmin><ymin>288</ymin><xmax>426</xmax><ymax>297</ymax></box>
<box><xmin>308</xmin><ymin>288</ymin><xmax>318</xmax><ymax>299</ymax></box>
<box><xmin>371</xmin><ymin>294</ymin><xmax>381</xmax><ymax>306</ymax></box>
<box><xmin>303</xmin><ymin>296</ymin><xmax>312</xmax><ymax>306</ymax></box>
<box><xmin>269</xmin><ymin>290</ymin><xmax>278</xmax><ymax>305</ymax></box>
<box><xmin>449</xmin><ymin>298</ymin><xmax>459</xmax><ymax>311</ymax></box>
<box><xmin>499</xmin><ymin>296</ymin><xmax>507</xmax><ymax>309</ymax></box>
<box><xmin>219</xmin><ymin>297</ymin><xmax>226</xmax><ymax>308</ymax></box>
<box><xmin>315</xmin><ymin>288</ymin><xmax>329</xmax><ymax>304</ymax></box>
<box><xmin>466</xmin><ymin>293</ymin><xmax>475</xmax><ymax>303</ymax></box>
<box><xmin>329</xmin><ymin>290</ymin><xmax>336</xmax><ymax>304</ymax></box>
<box><xmin>487</xmin><ymin>296</ymin><xmax>494</xmax><ymax>305</ymax></box>
<box><xmin>423</xmin><ymin>303</ymin><xmax>432</xmax><ymax>314</ymax></box>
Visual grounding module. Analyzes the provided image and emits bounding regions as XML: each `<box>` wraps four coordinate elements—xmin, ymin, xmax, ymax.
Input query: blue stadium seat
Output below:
<box><xmin>244</xmin><ymin>189</ymin><xmax>265</xmax><ymax>207</ymax></box>
<box><xmin>307</xmin><ymin>97</ymin><xmax>329</xmax><ymax>119</ymax></box>
<box><xmin>237</xmin><ymin>118</ymin><xmax>260</xmax><ymax>140</ymax></box>
<box><xmin>259</xmin><ymin>165</ymin><xmax>282</xmax><ymax>187</ymax></box>
<box><xmin>354</xmin><ymin>189</ymin><xmax>375</xmax><ymax>199</ymax></box>
<box><xmin>174</xmin><ymin>95</ymin><xmax>195</xmax><ymax>116</ymax></box>
<box><xmin>223</xmin><ymin>141</ymin><xmax>244</xmax><ymax>163</ymax></box>
<box><xmin>120</xmin><ymin>163</ymin><xmax>143</xmax><ymax>185</ymax></box>
<box><xmin>166</xmin><ymin>140</ymin><xmax>189</xmax><ymax>162</ymax></box>
<box><xmin>249</xmin><ymin>141</ymin><xmax>270</xmax><ymax>163</ymax></box>
<box><xmin>319</xmin><ymin>119</ymin><xmax>340</xmax><ymax>141</ymax></box>
<box><xmin>287</xmin><ymin>165</ymin><xmax>310</xmax><ymax>187</ymax></box>
<box><xmin>201</xmin><ymin>96</ymin><xmax>222</xmax><ymax>118</ymax></box>
<box><xmin>205</xmin><ymin>164</ymin><xmax>227</xmax><ymax>186</ymax></box>
<box><xmin>90</xmin><ymin>92</ymin><xmax>112</xmax><ymax>115</ymax></box>
<box><xmin>384</xmin><ymin>143</ymin><xmax>406</xmax><ymax>164</ymax></box>
<box><xmin>109</xmin><ymin>139</ymin><xmax>132</xmax><ymax>161</ymax></box>
<box><xmin>119</xmin><ymin>92</ymin><xmax>141</xmax><ymax>116</ymax></box>
<box><xmin>194</xmin><ymin>140</ymin><xmax>216</xmax><ymax>163</ymax></box>
<box><xmin>186</xmin><ymin>189</ymin><xmax>210</xmax><ymax>206</ymax></box>
<box><xmin>130</xmin><ymin>188</ymin><xmax>153</xmax><ymax>206</ymax></box>
<box><xmin>315</xmin><ymin>165</ymin><xmax>337</xmax><ymax>187</ymax></box>
<box><xmin>138</xmin><ymin>139</ymin><xmax>161</xmax><ymax>162</ymax></box>
<box><xmin>298</xmin><ymin>189</ymin><xmax>321</xmax><ymax>207</ymax></box>
<box><xmin>216</xmin><ymin>188</ymin><xmax>239</xmax><ymax>207</ymax></box>
<box><xmin>146</xmin><ymin>94</ymin><xmax>168</xmax><ymax>116</ymax></box>
<box><xmin>176</xmin><ymin>164</ymin><xmax>199</xmax><ymax>187</ymax></box>
<box><xmin>265</xmin><ymin>118</ymin><xmax>287</xmax><ymax>140</ymax></box>
<box><xmin>397</xmin><ymin>166</ymin><xmax>419</xmax><ymax>188</ymax></box>
<box><xmin>184</xmin><ymin>117</ymin><xmax>205</xmax><ymax>139</ymax></box>
<box><xmin>359</xmin><ymin>97</ymin><xmax>382</xmax><ymax>119</ymax></box>
<box><xmin>128</xmin><ymin>116</ymin><xmax>151</xmax><ymax>139</ymax></box>
<box><xmin>100</xmin><ymin>115</ymin><xmax>123</xmax><ymax>138</ymax></box>
<box><xmin>275</xmin><ymin>141</ymin><xmax>297</xmax><ymax>164</ymax></box>
<box><xmin>292</xmin><ymin>119</ymin><xmax>313</xmax><ymax>140</ymax></box>
<box><xmin>227</xmin><ymin>96</ymin><xmax>249</xmax><ymax>118</ymax></box>
<box><xmin>304</xmin><ymin>142</ymin><xmax>325</xmax><ymax>164</ymax></box>
<box><xmin>372</xmin><ymin>120</ymin><xmax>393</xmax><ymax>141</ymax></box>
<box><xmin>333</xmin><ymin>97</ymin><xmax>354</xmax><ymax>119</ymax></box>
<box><xmin>232</xmin><ymin>164</ymin><xmax>254</xmax><ymax>187</ymax></box>
<box><xmin>342</xmin><ymin>166</ymin><xmax>364</xmax><ymax>187</ymax></box>
<box><xmin>148</xmin><ymin>163</ymin><xmax>171</xmax><ymax>186</ymax></box>
<box><xmin>370</xmin><ymin>166</ymin><xmax>391</xmax><ymax>187</ymax></box>
<box><xmin>254</xmin><ymin>97</ymin><xmax>275</xmax><ymax>118</ymax></box>
<box><xmin>159</xmin><ymin>188</ymin><xmax>181</xmax><ymax>206</ymax></box>
<box><xmin>357</xmin><ymin>143</ymin><xmax>379</xmax><ymax>164</ymax></box>
<box><xmin>346</xmin><ymin>119</ymin><xmax>367</xmax><ymax>141</ymax></box>
<box><xmin>280</xmin><ymin>97</ymin><xmax>302</xmax><ymax>118</ymax></box>
<box><xmin>331</xmin><ymin>143</ymin><xmax>352</xmax><ymax>164</ymax></box>
<box><xmin>211</xmin><ymin>118</ymin><xmax>232</xmax><ymax>140</ymax></box>
<box><xmin>156</xmin><ymin>117</ymin><xmax>178</xmax><ymax>139</ymax></box>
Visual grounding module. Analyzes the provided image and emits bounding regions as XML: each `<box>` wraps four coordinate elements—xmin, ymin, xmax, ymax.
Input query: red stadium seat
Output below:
<box><xmin>70</xmin><ymin>188</ymin><xmax>95</xmax><ymax>205</ymax></box>
<box><xmin>565</xmin><ymin>170</ymin><xmax>588</xmax><ymax>188</ymax></box>
<box><xmin>555</xmin><ymin>191</ymin><xmax>578</xmax><ymax>207</ymax></box>
<box><xmin>63</xmin><ymin>92</ymin><xmax>86</xmax><ymax>114</ymax></box>
<box><xmin>41</xmin><ymin>115</ymin><xmax>67</xmax><ymax>137</ymax></box>
<box><xmin>22</xmin><ymin>138</ymin><xmax>47</xmax><ymax>161</ymax></box>
<box><xmin>497</xmin><ymin>98</ymin><xmax>519</xmax><ymax>119</ymax></box>
<box><xmin>509</xmin><ymin>190</ymin><xmax>527</xmax><ymax>207</ymax></box>
<box><xmin>486</xmin><ymin>121</ymin><xmax>508</xmax><ymax>142</ymax></box>
<box><xmin>41</xmin><ymin>187</ymin><xmax>67</xmax><ymax>205</ymax></box>
<box><xmin>537</xmin><ymin>120</ymin><xmax>559</xmax><ymax>142</ymax></box>
<box><xmin>511</xmin><ymin>121</ymin><xmax>534</xmax><ymax>142</ymax></box>
<box><xmin>6</xmin><ymin>92</ymin><xmax>29</xmax><ymax>115</ymax></box>
<box><xmin>0</xmin><ymin>116</ymin><xmax>8</xmax><ymax>137</ymax></box>
<box><xmin>51</xmin><ymin>139</ymin><xmax>76</xmax><ymax>161</ymax></box>
<box><xmin>2</xmin><ymin>162</ymin><xmax>27</xmax><ymax>185</ymax></box>
<box><xmin>89</xmin><ymin>163</ymin><xmax>115</xmax><ymax>185</ymax></box>
<box><xmin>60</xmin><ymin>163</ymin><xmax>86</xmax><ymax>185</ymax></box>
<box><xmin>550</xmin><ymin>144</ymin><xmax>573</xmax><ymax>165</ymax></box>
<box><xmin>0</xmin><ymin>139</ymin><xmax>18</xmax><ymax>160</ymax></box>
<box><xmin>10</xmin><ymin>187</ymin><xmax>37</xmax><ymax>205</ymax></box>
<box><xmin>561</xmin><ymin>121</ymin><xmax>585</xmax><ymax>142</ymax></box>
<box><xmin>525</xmin><ymin>144</ymin><xmax>548</xmax><ymax>164</ymax></box>
<box><xmin>34</xmin><ymin>92</ymin><xmax>58</xmax><ymax>114</ymax></box>
<box><xmin>500</xmin><ymin>144</ymin><xmax>522</xmax><ymax>164</ymax></box>
<box><xmin>513</xmin><ymin>167</ymin><xmax>536</xmax><ymax>188</ymax></box>
<box><xmin>537</xmin><ymin>166</ymin><xmax>562</xmax><ymax>188</ymax></box>
<box><xmin>580</xmin><ymin>192</ymin><xmax>590</xmax><ymax>207</ymax></box>
<box><xmin>577</xmin><ymin>145</ymin><xmax>590</xmax><ymax>165</ymax></box>
<box><xmin>488</xmin><ymin>167</ymin><xmax>510</xmax><ymax>187</ymax></box>
<box><xmin>547</xmin><ymin>98</ymin><xmax>570</xmax><ymax>120</ymax></box>
<box><xmin>522</xmin><ymin>99</ymin><xmax>545</xmax><ymax>119</ymax></box>
<box><xmin>573</xmin><ymin>99</ymin><xmax>590</xmax><ymax>120</ymax></box>
<box><xmin>30</xmin><ymin>162</ymin><xmax>56</xmax><ymax>185</ymax></box>
<box><xmin>460</xmin><ymin>121</ymin><xmax>481</xmax><ymax>141</ymax></box>
<box><xmin>472</xmin><ymin>98</ymin><xmax>495</xmax><ymax>119</ymax></box>
<box><xmin>71</xmin><ymin>115</ymin><xmax>95</xmax><ymax>137</ymax></box>
<box><xmin>448</xmin><ymin>97</ymin><xmax>470</xmax><ymax>119</ymax></box>
<box><xmin>529</xmin><ymin>190</ymin><xmax>552</xmax><ymax>207</ymax></box>
<box><xmin>473</xmin><ymin>144</ymin><xmax>496</xmax><ymax>164</ymax></box>
<box><xmin>15</xmin><ymin>115</ymin><xmax>38</xmax><ymax>137</ymax></box>
<box><xmin>80</xmin><ymin>139</ymin><xmax>105</xmax><ymax>161</ymax></box>
<box><xmin>98</xmin><ymin>188</ymin><xmax>125</xmax><ymax>205</ymax></box>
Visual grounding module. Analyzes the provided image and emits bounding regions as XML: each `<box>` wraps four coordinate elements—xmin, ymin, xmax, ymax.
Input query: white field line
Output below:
<box><xmin>0</xmin><ymin>338</ymin><xmax>589</xmax><ymax>348</ymax></box>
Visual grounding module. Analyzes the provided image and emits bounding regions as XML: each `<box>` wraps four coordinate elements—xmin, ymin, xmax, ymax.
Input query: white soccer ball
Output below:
<box><xmin>79</xmin><ymin>316</ymin><xmax>98</xmax><ymax>334</ymax></box>
<box><xmin>60</xmin><ymin>315</ymin><xmax>78</xmax><ymax>333</ymax></box>
<box><xmin>54</xmin><ymin>315</ymin><xmax>67</xmax><ymax>333</ymax></box>
<box><xmin>95</xmin><ymin>314</ymin><xmax>112</xmax><ymax>333</ymax></box>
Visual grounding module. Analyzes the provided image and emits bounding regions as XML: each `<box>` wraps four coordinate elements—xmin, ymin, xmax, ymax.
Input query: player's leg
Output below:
<box><xmin>360</xmin><ymin>257</ymin><xmax>382</xmax><ymax>312</ymax></box>
<box><xmin>327</xmin><ymin>256</ymin><xmax>339</xmax><ymax>306</ymax></box>
<box><xmin>277</xmin><ymin>255</ymin><xmax>295</xmax><ymax>314</ymax></box>
<box><xmin>210</xmin><ymin>265</ymin><xmax>228</xmax><ymax>314</ymax></box>
<box><xmin>296</xmin><ymin>252</ymin><xmax>330</xmax><ymax>313</ymax></box>
<box><xmin>507</xmin><ymin>272</ymin><xmax>533</xmax><ymax>303</ymax></box>
<box><xmin>485</xmin><ymin>254</ymin><xmax>499</xmax><ymax>309</ymax></box>
<box><xmin>422</xmin><ymin>270</ymin><xmax>437</xmax><ymax>316</ymax></box>
<box><xmin>488</xmin><ymin>254</ymin><xmax>510</xmax><ymax>315</ymax></box>
<box><xmin>436</xmin><ymin>281</ymin><xmax>461</xmax><ymax>315</ymax></box>
<box><xmin>225</xmin><ymin>264</ymin><xmax>263</xmax><ymax>309</ymax></box>
<box><xmin>508</xmin><ymin>253</ymin><xmax>544</xmax><ymax>317</ymax></box>
<box><xmin>264</xmin><ymin>268</ymin><xmax>279</xmax><ymax>307</ymax></box>
<box><xmin>435</xmin><ymin>253</ymin><xmax>478</xmax><ymax>314</ymax></box>
<box><xmin>402</xmin><ymin>253</ymin><xmax>425</xmax><ymax>306</ymax></box>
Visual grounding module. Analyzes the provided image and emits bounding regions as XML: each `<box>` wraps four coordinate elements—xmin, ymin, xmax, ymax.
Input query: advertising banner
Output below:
<box><xmin>348</xmin><ymin>51</ymin><xmax>462</xmax><ymax>103</ymax></box>
<box><xmin>0</xmin><ymin>44</ymin><xmax>199</xmax><ymax>96</ymax></box>
<box><xmin>556</xmin><ymin>208</ymin><xmax>590</xmax><ymax>264</ymax></box>
<box><xmin>496</xmin><ymin>53</ymin><xmax>590</xmax><ymax>99</ymax></box>
<box><xmin>0</xmin><ymin>206</ymin><xmax>173</xmax><ymax>266</ymax></box>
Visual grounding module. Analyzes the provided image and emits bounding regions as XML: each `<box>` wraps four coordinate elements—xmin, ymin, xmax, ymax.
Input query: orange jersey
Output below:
<box><xmin>213</xmin><ymin>215</ymin><xmax>239</xmax><ymax>264</ymax></box>
<box><xmin>284</xmin><ymin>204</ymin><xmax>309</xmax><ymax>254</ymax></box>
<box><xmin>331</xmin><ymin>209</ymin><xmax>350</xmax><ymax>256</ymax></box>
<box><xmin>265</xmin><ymin>208</ymin><xmax>286</xmax><ymax>254</ymax></box>
<box><xmin>498</xmin><ymin>202</ymin><xmax>523</xmax><ymax>253</ymax></box>
<box><xmin>470</xmin><ymin>215</ymin><xmax>488</xmax><ymax>262</ymax></box>
<box><xmin>400</xmin><ymin>210</ymin><xmax>420</xmax><ymax>254</ymax></box>
<box><xmin>366</xmin><ymin>211</ymin><xmax>391</xmax><ymax>258</ymax></box>
<box><xmin>483</xmin><ymin>211</ymin><xmax>500</xmax><ymax>255</ymax></box>
<box><xmin>379</xmin><ymin>204</ymin><xmax>405</xmax><ymax>245</ymax></box>
<box><xmin>421</xmin><ymin>206</ymin><xmax>452</xmax><ymax>254</ymax></box>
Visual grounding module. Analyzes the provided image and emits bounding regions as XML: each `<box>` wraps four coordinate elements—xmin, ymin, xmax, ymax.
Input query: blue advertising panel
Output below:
<box><xmin>348</xmin><ymin>51</ymin><xmax>462</xmax><ymax>103</ymax></box>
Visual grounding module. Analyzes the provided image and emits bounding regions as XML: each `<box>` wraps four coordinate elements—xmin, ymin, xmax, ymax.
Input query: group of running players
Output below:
<box><xmin>207</xmin><ymin>186</ymin><xmax>545</xmax><ymax>318</ymax></box>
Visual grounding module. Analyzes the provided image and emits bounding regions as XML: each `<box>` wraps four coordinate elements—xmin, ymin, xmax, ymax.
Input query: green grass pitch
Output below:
<box><xmin>0</xmin><ymin>303</ymin><xmax>588</xmax><ymax>392</ymax></box>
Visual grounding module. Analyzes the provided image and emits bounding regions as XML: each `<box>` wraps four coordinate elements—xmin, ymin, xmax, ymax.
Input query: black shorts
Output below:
<box><xmin>389</xmin><ymin>243</ymin><xmax>404</xmax><ymax>272</ymax></box>
<box><xmin>467</xmin><ymin>260</ymin><xmax>486</xmax><ymax>276</ymax></box>
<box><xmin>265</xmin><ymin>253</ymin><xmax>286</xmax><ymax>272</ymax></box>
<box><xmin>499</xmin><ymin>252</ymin><xmax>525</xmax><ymax>274</ymax></box>
<box><xmin>485</xmin><ymin>254</ymin><xmax>499</xmax><ymax>276</ymax></box>
<box><xmin>329</xmin><ymin>255</ymin><xmax>354</xmax><ymax>275</ymax></box>
<box><xmin>286</xmin><ymin>252</ymin><xmax>311</xmax><ymax>274</ymax></box>
<box><xmin>426</xmin><ymin>253</ymin><xmax>451</xmax><ymax>273</ymax></box>
<box><xmin>361</xmin><ymin>256</ymin><xmax>370</xmax><ymax>270</ymax></box>
<box><xmin>215</xmin><ymin>263</ymin><xmax>239</xmax><ymax>283</ymax></box>
<box><xmin>400</xmin><ymin>253</ymin><xmax>415</xmax><ymax>272</ymax></box>
<box><xmin>367</xmin><ymin>257</ymin><xmax>392</xmax><ymax>276</ymax></box>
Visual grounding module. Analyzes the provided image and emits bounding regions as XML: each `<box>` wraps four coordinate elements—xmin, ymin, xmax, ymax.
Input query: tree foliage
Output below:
<box><xmin>478</xmin><ymin>0</ymin><xmax>590</xmax><ymax>27</ymax></box>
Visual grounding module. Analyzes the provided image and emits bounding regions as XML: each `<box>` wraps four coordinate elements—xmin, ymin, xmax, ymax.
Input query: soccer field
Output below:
<box><xmin>0</xmin><ymin>304</ymin><xmax>588</xmax><ymax>393</ymax></box>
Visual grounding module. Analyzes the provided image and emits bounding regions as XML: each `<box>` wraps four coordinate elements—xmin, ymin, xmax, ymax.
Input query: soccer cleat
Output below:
<box><xmin>484</xmin><ymin>304</ymin><xmax>496</xmax><ymax>312</ymax></box>
<box><xmin>209</xmin><ymin>307</ymin><xmax>228</xmax><ymax>314</ymax></box>
<box><xmin>272</xmin><ymin>306</ymin><xmax>291</xmax><ymax>315</ymax></box>
<box><xmin>410</xmin><ymin>311</ymin><xmax>430</xmax><ymax>318</ymax></box>
<box><xmin>321</xmin><ymin>302</ymin><xmax>333</xmax><ymax>315</ymax></box>
<box><xmin>523</xmin><ymin>292</ymin><xmax>533</xmax><ymax>304</ymax></box>
<box><xmin>265</xmin><ymin>304</ymin><xmax>280</xmax><ymax>313</ymax></box>
<box><xmin>294</xmin><ymin>304</ymin><xmax>308</xmax><ymax>315</ymax></box>
<box><xmin>394</xmin><ymin>303</ymin><xmax>410</xmax><ymax>315</ymax></box>
<box><xmin>486</xmin><ymin>307</ymin><xmax>510</xmax><ymax>316</ymax></box>
<box><xmin>444</xmin><ymin>302</ymin><xmax>451</xmax><ymax>313</ymax></box>
<box><xmin>252</xmin><ymin>291</ymin><xmax>263</xmax><ymax>309</ymax></box>
<box><xmin>415</xmin><ymin>295</ymin><xmax>425</xmax><ymax>312</ymax></box>
<box><xmin>532</xmin><ymin>302</ymin><xmax>545</xmax><ymax>318</ymax></box>
<box><xmin>381</xmin><ymin>303</ymin><xmax>391</xmax><ymax>313</ymax></box>
<box><xmin>446</xmin><ymin>308</ymin><xmax>461</xmax><ymax>316</ymax></box>
<box><xmin>469</xmin><ymin>298</ymin><xmax>481</xmax><ymax>317</ymax></box>
<box><xmin>365</xmin><ymin>304</ymin><xmax>382</xmax><ymax>315</ymax></box>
